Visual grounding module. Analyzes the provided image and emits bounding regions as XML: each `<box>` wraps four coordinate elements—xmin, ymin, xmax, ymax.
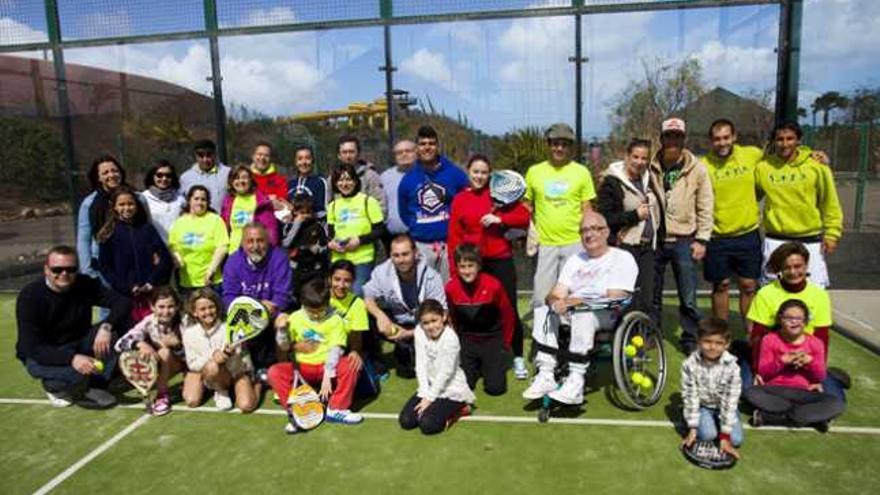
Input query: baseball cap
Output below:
<box><xmin>545</xmin><ymin>123</ymin><xmax>575</xmax><ymax>142</ymax></box>
<box><xmin>661</xmin><ymin>118</ymin><xmax>686</xmax><ymax>135</ymax></box>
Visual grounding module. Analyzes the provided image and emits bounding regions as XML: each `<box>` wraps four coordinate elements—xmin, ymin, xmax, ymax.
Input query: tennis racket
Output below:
<box><xmin>288</xmin><ymin>370</ymin><xmax>324</xmax><ymax>430</ymax></box>
<box><xmin>681</xmin><ymin>441</ymin><xmax>738</xmax><ymax>470</ymax></box>
<box><xmin>225</xmin><ymin>296</ymin><xmax>269</xmax><ymax>348</ymax></box>
<box><xmin>119</xmin><ymin>350</ymin><xmax>159</xmax><ymax>411</ymax></box>
<box><xmin>489</xmin><ymin>169</ymin><xmax>526</xmax><ymax>206</ymax></box>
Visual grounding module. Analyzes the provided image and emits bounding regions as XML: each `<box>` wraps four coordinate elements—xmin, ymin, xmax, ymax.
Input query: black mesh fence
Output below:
<box><xmin>216</xmin><ymin>0</ymin><xmax>380</xmax><ymax>27</ymax></box>
<box><xmin>57</xmin><ymin>0</ymin><xmax>205</xmax><ymax>40</ymax></box>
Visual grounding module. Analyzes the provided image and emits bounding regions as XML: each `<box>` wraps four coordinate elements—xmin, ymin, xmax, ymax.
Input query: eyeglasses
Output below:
<box><xmin>154</xmin><ymin>172</ymin><xmax>173</xmax><ymax>179</ymax></box>
<box><xmin>581</xmin><ymin>226</ymin><xmax>608</xmax><ymax>234</ymax></box>
<box><xmin>49</xmin><ymin>266</ymin><xmax>77</xmax><ymax>275</ymax></box>
<box><xmin>781</xmin><ymin>316</ymin><xmax>806</xmax><ymax>323</ymax></box>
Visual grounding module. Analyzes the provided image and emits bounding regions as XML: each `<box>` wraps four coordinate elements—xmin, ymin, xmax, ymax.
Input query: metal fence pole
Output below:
<box><xmin>204</xmin><ymin>0</ymin><xmax>228</xmax><ymax>164</ymax></box>
<box><xmin>854</xmin><ymin>123</ymin><xmax>870</xmax><ymax>231</ymax></box>
<box><xmin>774</xmin><ymin>0</ymin><xmax>802</xmax><ymax>123</ymax></box>
<box><xmin>380</xmin><ymin>0</ymin><xmax>396</xmax><ymax>165</ymax></box>
<box><xmin>44</xmin><ymin>0</ymin><xmax>78</xmax><ymax>231</ymax></box>
<box><xmin>571</xmin><ymin>1</ymin><xmax>586</xmax><ymax>161</ymax></box>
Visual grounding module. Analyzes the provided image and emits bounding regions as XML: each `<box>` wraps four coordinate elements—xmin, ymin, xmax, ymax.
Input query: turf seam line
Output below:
<box><xmin>31</xmin><ymin>413</ymin><xmax>150</xmax><ymax>495</ymax></box>
<box><xmin>4</xmin><ymin>398</ymin><xmax>880</xmax><ymax>435</ymax></box>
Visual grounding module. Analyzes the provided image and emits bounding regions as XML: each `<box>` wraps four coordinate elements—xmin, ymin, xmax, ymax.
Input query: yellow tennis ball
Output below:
<box><xmin>624</xmin><ymin>345</ymin><xmax>637</xmax><ymax>358</ymax></box>
<box><xmin>631</xmin><ymin>335</ymin><xmax>644</xmax><ymax>348</ymax></box>
<box><xmin>630</xmin><ymin>372</ymin><xmax>644</xmax><ymax>386</ymax></box>
<box><xmin>640</xmin><ymin>376</ymin><xmax>653</xmax><ymax>389</ymax></box>
<box><xmin>93</xmin><ymin>359</ymin><xmax>104</xmax><ymax>373</ymax></box>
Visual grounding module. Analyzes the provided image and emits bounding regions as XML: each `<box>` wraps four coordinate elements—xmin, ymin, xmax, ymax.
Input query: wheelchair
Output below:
<box><xmin>534</xmin><ymin>298</ymin><xmax>667</xmax><ymax>422</ymax></box>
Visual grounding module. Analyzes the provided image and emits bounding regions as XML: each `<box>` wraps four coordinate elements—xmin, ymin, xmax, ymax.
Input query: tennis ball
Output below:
<box><xmin>624</xmin><ymin>345</ymin><xmax>637</xmax><ymax>358</ymax></box>
<box><xmin>631</xmin><ymin>335</ymin><xmax>644</xmax><ymax>348</ymax></box>
<box><xmin>389</xmin><ymin>324</ymin><xmax>401</xmax><ymax>337</ymax></box>
<box><xmin>93</xmin><ymin>359</ymin><xmax>104</xmax><ymax>373</ymax></box>
<box><xmin>630</xmin><ymin>372</ymin><xmax>645</xmax><ymax>386</ymax></box>
<box><xmin>640</xmin><ymin>376</ymin><xmax>654</xmax><ymax>389</ymax></box>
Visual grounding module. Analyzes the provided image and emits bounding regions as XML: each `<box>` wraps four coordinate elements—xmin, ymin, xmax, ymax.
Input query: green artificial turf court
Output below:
<box><xmin>2</xmin><ymin>293</ymin><xmax>880</xmax><ymax>494</ymax></box>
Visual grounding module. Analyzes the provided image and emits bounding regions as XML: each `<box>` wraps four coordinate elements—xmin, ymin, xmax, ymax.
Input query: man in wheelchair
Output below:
<box><xmin>523</xmin><ymin>212</ymin><xmax>639</xmax><ymax>405</ymax></box>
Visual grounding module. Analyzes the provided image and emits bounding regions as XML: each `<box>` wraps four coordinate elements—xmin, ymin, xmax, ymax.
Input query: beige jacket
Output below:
<box><xmin>601</xmin><ymin>160</ymin><xmax>662</xmax><ymax>248</ymax></box>
<box><xmin>650</xmin><ymin>149</ymin><xmax>714</xmax><ymax>242</ymax></box>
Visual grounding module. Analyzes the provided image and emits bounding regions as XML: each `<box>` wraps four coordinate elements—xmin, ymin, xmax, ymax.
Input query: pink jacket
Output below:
<box><xmin>220</xmin><ymin>190</ymin><xmax>279</xmax><ymax>246</ymax></box>
<box><xmin>757</xmin><ymin>332</ymin><xmax>826</xmax><ymax>390</ymax></box>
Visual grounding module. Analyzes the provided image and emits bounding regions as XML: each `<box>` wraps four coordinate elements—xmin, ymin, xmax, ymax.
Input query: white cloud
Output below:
<box><xmin>74</xmin><ymin>11</ymin><xmax>133</xmax><ymax>39</ymax></box>
<box><xmin>399</xmin><ymin>48</ymin><xmax>454</xmax><ymax>91</ymax></box>
<box><xmin>695</xmin><ymin>41</ymin><xmax>776</xmax><ymax>87</ymax></box>
<box><xmin>241</xmin><ymin>7</ymin><xmax>297</xmax><ymax>27</ymax></box>
<box><xmin>0</xmin><ymin>16</ymin><xmax>46</xmax><ymax>44</ymax></box>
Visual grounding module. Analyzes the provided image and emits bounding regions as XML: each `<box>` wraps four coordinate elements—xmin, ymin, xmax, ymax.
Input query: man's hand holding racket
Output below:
<box><xmin>719</xmin><ymin>439</ymin><xmax>741</xmax><ymax>460</ymax></box>
<box><xmin>319</xmin><ymin>373</ymin><xmax>333</xmax><ymax>402</ymax></box>
<box><xmin>681</xmin><ymin>428</ymin><xmax>697</xmax><ymax>448</ymax></box>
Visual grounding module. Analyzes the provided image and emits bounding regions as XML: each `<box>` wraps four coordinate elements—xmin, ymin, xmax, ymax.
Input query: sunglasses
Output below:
<box><xmin>155</xmin><ymin>172</ymin><xmax>173</xmax><ymax>179</ymax></box>
<box><xmin>49</xmin><ymin>266</ymin><xmax>77</xmax><ymax>275</ymax></box>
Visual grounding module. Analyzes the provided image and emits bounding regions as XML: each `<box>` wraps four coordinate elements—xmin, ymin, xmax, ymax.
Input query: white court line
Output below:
<box><xmin>3</xmin><ymin>397</ymin><xmax>880</xmax><ymax>436</ymax></box>
<box><xmin>31</xmin><ymin>413</ymin><xmax>150</xmax><ymax>495</ymax></box>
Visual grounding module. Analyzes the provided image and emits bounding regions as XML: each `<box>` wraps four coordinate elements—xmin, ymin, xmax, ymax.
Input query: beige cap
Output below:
<box><xmin>661</xmin><ymin>117</ymin><xmax>686</xmax><ymax>134</ymax></box>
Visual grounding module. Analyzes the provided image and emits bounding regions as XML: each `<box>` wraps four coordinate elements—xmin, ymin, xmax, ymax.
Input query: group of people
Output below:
<box><xmin>16</xmin><ymin>117</ymin><xmax>848</xmax><ymax>441</ymax></box>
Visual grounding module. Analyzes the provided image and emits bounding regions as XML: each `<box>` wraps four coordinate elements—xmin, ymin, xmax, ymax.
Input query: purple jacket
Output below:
<box><xmin>221</xmin><ymin>245</ymin><xmax>292</xmax><ymax>313</ymax></box>
<box><xmin>220</xmin><ymin>190</ymin><xmax>279</xmax><ymax>246</ymax></box>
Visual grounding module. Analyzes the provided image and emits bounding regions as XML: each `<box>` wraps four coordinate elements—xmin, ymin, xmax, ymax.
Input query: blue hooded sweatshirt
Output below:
<box><xmin>397</xmin><ymin>155</ymin><xmax>468</xmax><ymax>243</ymax></box>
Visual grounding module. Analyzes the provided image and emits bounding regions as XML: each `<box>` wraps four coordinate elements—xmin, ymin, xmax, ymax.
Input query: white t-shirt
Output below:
<box><xmin>557</xmin><ymin>247</ymin><xmax>638</xmax><ymax>299</ymax></box>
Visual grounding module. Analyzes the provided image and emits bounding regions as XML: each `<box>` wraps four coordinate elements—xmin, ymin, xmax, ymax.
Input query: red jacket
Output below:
<box><xmin>447</xmin><ymin>186</ymin><xmax>530</xmax><ymax>273</ymax></box>
<box><xmin>251</xmin><ymin>166</ymin><xmax>288</xmax><ymax>200</ymax></box>
<box><xmin>445</xmin><ymin>272</ymin><xmax>515</xmax><ymax>349</ymax></box>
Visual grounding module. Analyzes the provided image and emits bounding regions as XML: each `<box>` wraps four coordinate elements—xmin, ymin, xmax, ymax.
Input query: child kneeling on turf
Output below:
<box><xmin>746</xmin><ymin>299</ymin><xmax>844</xmax><ymax>431</ymax></box>
<box><xmin>269</xmin><ymin>278</ymin><xmax>363</xmax><ymax>432</ymax></box>
<box><xmin>680</xmin><ymin>318</ymin><xmax>743</xmax><ymax>459</ymax></box>
<box><xmin>181</xmin><ymin>288</ymin><xmax>257</xmax><ymax>412</ymax></box>
<box><xmin>399</xmin><ymin>300</ymin><xmax>475</xmax><ymax>435</ymax></box>
<box><xmin>114</xmin><ymin>285</ymin><xmax>186</xmax><ymax>416</ymax></box>
<box><xmin>445</xmin><ymin>243</ymin><xmax>515</xmax><ymax>395</ymax></box>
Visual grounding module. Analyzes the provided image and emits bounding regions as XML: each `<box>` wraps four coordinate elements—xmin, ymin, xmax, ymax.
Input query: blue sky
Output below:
<box><xmin>1</xmin><ymin>0</ymin><xmax>878</xmax><ymax>136</ymax></box>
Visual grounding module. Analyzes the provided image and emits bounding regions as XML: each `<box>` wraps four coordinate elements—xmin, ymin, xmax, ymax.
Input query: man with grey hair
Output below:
<box><xmin>380</xmin><ymin>139</ymin><xmax>416</xmax><ymax>253</ymax></box>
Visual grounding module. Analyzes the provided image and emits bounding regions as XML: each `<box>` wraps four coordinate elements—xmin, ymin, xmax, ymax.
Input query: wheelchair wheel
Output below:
<box><xmin>612</xmin><ymin>310</ymin><xmax>667</xmax><ymax>410</ymax></box>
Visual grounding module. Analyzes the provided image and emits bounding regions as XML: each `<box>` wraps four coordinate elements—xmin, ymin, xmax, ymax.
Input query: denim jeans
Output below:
<box><xmin>737</xmin><ymin>345</ymin><xmax>847</xmax><ymax>404</ymax></box>
<box><xmin>24</xmin><ymin>325</ymin><xmax>117</xmax><ymax>394</ymax></box>
<box><xmin>697</xmin><ymin>406</ymin><xmax>743</xmax><ymax>446</ymax></box>
<box><xmin>653</xmin><ymin>237</ymin><xmax>701</xmax><ymax>348</ymax></box>
<box><xmin>353</xmin><ymin>262</ymin><xmax>375</xmax><ymax>298</ymax></box>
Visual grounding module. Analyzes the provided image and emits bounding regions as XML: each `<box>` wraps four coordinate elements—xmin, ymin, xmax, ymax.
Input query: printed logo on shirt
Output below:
<box><xmin>303</xmin><ymin>329</ymin><xmax>324</xmax><ymax>342</ymax></box>
<box><xmin>544</xmin><ymin>179</ymin><xmax>570</xmax><ymax>199</ymax></box>
<box><xmin>232</xmin><ymin>209</ymin><xmax>253</xmax><ymax>227</ymax></box>
<box><xmin>417</xmin><ymin>181</ymin><xmax>447</xmax><ymax>214</ymax></box>
<box><xmin>714</xmin><ymin>165</ymin><xmax>750</xmax><ymax>181</ymax></box>
<box><xmin>182</xmin><ymin>232</ymin><xmax>205</xmax><ymax>247</ymax></box>
<box><xmin>337</xmin><ymin>207</ymin><xmax>361</xmax><ymax>223</ymax></box>
<box><xmin>768</xmin><ymin>170</ymin><xmax>808</xmax><ymax>185</ymax></box>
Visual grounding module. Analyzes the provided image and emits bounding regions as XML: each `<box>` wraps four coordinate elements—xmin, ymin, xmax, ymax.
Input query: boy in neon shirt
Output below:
<box><xmin>268</xmin><ymin>278</ymin><xmax>363</xmax><ymax>433</ymax></box>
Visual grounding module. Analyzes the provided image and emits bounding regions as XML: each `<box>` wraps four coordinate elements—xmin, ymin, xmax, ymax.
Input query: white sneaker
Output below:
<box><xmin>326</xmin><ymin>408</ymin><xmax>364</xmax><ymax>425</ymax></box>
<box><xmin>513</xmin><ymin>357</ymin><xmax>529</xmax><ymax>380</ymax></box>
<box><xmin>522</xmin><ymin>372</ymin><xmax>558</xmax><ymax>400</ymax></box>
<box><xmin>46</xmin><ymin>391</ymin><xmax>73</xmax><ymax>407</ymax></box>
<box><xmin>81</xmin><ymin>388</ymin><xmax>117</xmax><ymax>408</ymax></box>
<box><xmin>214</xmin><ymin>390</ymin><xmax>233</xmax><ymax>411</ymax></box>
<box><xmin>549</xmin><ymin>373</ymin><xmax>585</xmax><ymax>405</ymax></box>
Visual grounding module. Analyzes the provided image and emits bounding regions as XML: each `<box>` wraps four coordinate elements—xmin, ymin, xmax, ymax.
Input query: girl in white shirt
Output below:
<box><xmin>399</xmin><ymin>299</ymin><xmax>475</xmax><ymax>435</ymax></box>
<box><xmin>181</xmin><ymin>288</ymin><xmax>256</xmax><ymax>412</ymax></box>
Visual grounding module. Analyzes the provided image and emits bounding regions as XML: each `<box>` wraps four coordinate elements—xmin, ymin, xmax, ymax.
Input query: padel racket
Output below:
<box><xmin>681</xmin><ymin>441</ymin><xmax>738</xmax><ymax>470</ymax></box>
<box><xmin>226</xmin><ymin>296</ymin><xmax>269</xmax><ymax>347</ymax></box>
<box><xmin>489</xmin><ymin>169</ymin><xmax>526</xmax><ymax>206</ymax></box>
<box><xmin>288</xmin><ymin>371</ymin><xmax>324</xmax><ymax>430</ymax></box>
<box><xmin>119</xmin><ymin>350</ymin><xmax>159</xmax><ymax>411</ymax></box>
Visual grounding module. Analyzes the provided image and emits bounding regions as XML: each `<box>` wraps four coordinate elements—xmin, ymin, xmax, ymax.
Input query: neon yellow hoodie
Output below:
<box><xmin>756</xmin><ymin>148</ymin><xmax>843</xmax><ymax>240</ymax></box>
<box><xmin>702</xmin><ymin>144</ymin><xmax>763</xmax><ymax>237</ymax></box>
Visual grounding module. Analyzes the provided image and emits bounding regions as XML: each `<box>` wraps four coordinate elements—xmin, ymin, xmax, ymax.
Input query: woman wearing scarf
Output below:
<box><xmin>142</xmin><ymin>159</ymin><xmax>185</xmax><ymax>243</ymax></box>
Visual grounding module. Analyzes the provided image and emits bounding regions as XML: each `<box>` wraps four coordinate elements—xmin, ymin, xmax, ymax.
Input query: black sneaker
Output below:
<box><xmin>814</xmin><ymin>421</ymin><xmax>830</xmax><ymax>433</ymax></box>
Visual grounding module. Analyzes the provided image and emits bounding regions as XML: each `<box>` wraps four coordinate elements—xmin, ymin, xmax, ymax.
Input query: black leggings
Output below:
<box><xmin>461</xmin><ymin>335</ymin><xmax>507</xmax><ymax>395</ymax></box>
<box><xmin>482</xmin><ymin>257</ymin><xmax>524</xmax><ymax>357</ymax></box>
<box><xmin>745</xmin><ymin>385</ymin><xmax>845</xmax><ymax>425</ymax></box>
<box><xmin>399</xmin><ymin>394</ymin><xmax>466</xmax><ymax>435</ymax></box>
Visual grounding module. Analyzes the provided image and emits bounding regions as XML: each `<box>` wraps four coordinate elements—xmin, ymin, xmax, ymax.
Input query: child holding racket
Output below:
<box><xmin>114</xmin><ymin>286</ymin><xmax>185</xmax><ymax>415</ymax></box>
<box><xmin>680</xmin><ymin>318</ymin><xmax>743</xmax><ymax>459</ymax></box>
<box><xmin>399</xmin><ymin>299</ymin><xmax>475</xmax><ymax>435</ymax></box>
<box><xmin>269</xmin><ymin>278</ymin><xmax>363</xmax><ymax>433</ymax></box>
<box><xmin>181</xmin><ymin>288</ymin><xmax>257</xmax><ymax>412</ymax></box>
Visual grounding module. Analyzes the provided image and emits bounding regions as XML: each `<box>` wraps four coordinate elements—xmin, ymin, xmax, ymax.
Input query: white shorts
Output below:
<box><xmin>761</xmin><ymin>237</ymin><xmax>829</xmax><ymax>288</ymax></box>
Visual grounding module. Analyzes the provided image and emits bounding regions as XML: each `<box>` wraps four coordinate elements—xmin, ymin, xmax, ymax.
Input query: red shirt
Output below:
<box><xmin>445</xmin><ymin>272</ymin><xmax>515</xmax><ymax>349</ymax></box>
<box><xmin>757</xmin><ymin>332</ymin><xmax>826</xmax><ymax>390</ymax></box>
<box><xmin>447</xmin><ymin>186</ymin><xmax>530</xmax><ymax>273</ymax></box>
<box><xmin>252</xmin><ymin>167</ymin><xmax>288</xmax><ymax>200</ymax></box>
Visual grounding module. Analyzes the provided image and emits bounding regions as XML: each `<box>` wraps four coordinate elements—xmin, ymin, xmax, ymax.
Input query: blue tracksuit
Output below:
<box><xmin>397</xmin><ymin>156</ymin><xmax>468</xmax><ymax>243</ymax></box>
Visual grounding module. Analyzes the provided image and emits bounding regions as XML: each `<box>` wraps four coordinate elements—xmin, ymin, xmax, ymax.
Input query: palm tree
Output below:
<box><xmin>812</xmin><ymin>91</ymin><xmax>850</xmax><ymax>127</ymax></box>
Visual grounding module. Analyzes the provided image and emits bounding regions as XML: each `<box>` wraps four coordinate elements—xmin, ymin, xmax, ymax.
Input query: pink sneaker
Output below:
<box><xmin>152</xmin><ymin>394</ymin><xmax>172</xmax><ymax>416</ymax></box>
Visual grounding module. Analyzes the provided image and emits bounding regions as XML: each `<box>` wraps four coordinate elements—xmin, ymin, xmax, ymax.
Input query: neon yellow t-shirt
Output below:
<box><xmin>168</xmin><ymin>212</ymin><xmax>229</xmax><ymax>288</ymax></box>
<box><xmin>327</xmin><ymin>193</ymin><xmax>384</xmax><ymax>265</ymax></box>
<box><xmin>227</xmin><ymin>194</ymin><xmax>257</xmax><ymax>254</ymax></box>
<box><xmin>755</xmin><ymin>149</ymin><xmax>843</xmax><ymax>240</ymax></box>
<box><xmin>702</xmin><ymin>144</ymin><xmax>763</xmax><ymax>237</ymax></box>
<box><xmin>524</xmin><ymin>161</ymin><xmax>596</xmax><ymax>246</ymax></box>
<box><xmin>285</xmin><ymin>309</ymin><xmax>347</xmax><ymax>365</ymax></box>
<box><xmin>331</xmin><ymin>293</ymin><xmax>368</xmax><ymax>334</ymax></box>
<box><xmin>746</xmin><ymin>280</ymin><xmax>832</xmax><ymax>334</ymax></box>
